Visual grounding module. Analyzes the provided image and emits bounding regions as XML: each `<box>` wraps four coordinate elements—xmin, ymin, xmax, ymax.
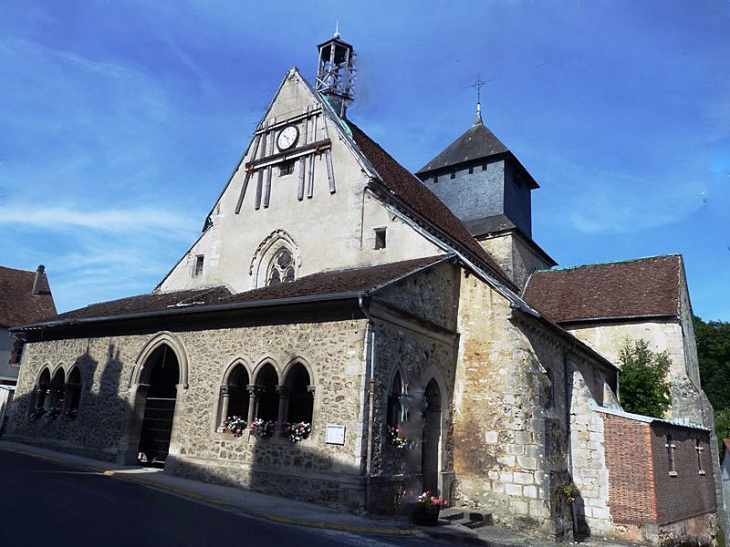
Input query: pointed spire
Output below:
<box><xmin>474</xmin><ymin>102</ymin><xmax>483</xmax><ymax>126</ymax></box>
<box><xmin>334</xmin><ymin>21</ymin><xmax>341</xmax><ymax>39</ymax></box>
<box><xmin>468</xmin><ymin>75</ymin><xmax>490</xmax><ymax>126</ymax></box>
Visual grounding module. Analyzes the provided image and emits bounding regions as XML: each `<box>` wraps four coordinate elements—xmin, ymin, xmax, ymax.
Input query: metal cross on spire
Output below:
<box><xmin>466</xmin><ymin>75</ymin><xmax>494</xmax><ymax>124</ymax></box>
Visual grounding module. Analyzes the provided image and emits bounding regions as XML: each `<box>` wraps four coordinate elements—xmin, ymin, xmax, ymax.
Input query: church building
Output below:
<box><xmin>6</xmin><ymin>34</ymin><xmax>722</xmax><ymax>545</ymax></box>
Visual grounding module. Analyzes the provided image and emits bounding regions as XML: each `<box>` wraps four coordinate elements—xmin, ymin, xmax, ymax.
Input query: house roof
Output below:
<box><xmin>522</xmin><ymin>255</ymin><xmax>682</xmax><ymax>324</ymax></box>
<box><xmin>0</xmin><ymin>266</ymin><xmax>57</xmax><ymax>327</ymax></box>
<box><xmin>347</xmin><ymin>121</ymin><xmax>517</xmax><ymax>290</ymax></box>
<box><xmin>20</xmin><ymin>256</ymin><xmax>448</xmax><ymax>328</ymax></box>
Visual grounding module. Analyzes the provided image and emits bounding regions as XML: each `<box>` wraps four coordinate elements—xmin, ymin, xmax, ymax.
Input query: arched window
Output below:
<box><xmin>227</xmin><ymin>365</ymin><xmax>250</xmax><ymax>419</ymax></box>
<box><xmin>254</xmin><ymin>364</ymin><xmax>279</xmax><ymax>422</ymax></box>
<box><xmin>217</xmin><ymin>364</ymin><xmax>250</xmax><ymax>432</ymax></box>
<box><xmin>387</xmin><ymin>371</ymin><xmax>403</xmax><ymax>426</ymax></box>
<box><xmin>29</xmin><ymin>368</ymin><xmax>51</xmax><ymax>417</ymax></box>
<box><xmin>285</xmin><ymin>363</ymin><xmax>313</xmax><ymax>424</ymax></box>
<box><xmin>63</xmin><ymin>367</ymin><xmax>82</xmax><ymax>420</ymax></box>
<box><xmin>267</xmin><ymin>248</ymin><xmax>295</xmax><ymax>286</ymax></box>
<box><xmin>46</xmin><ymin>369</ymin><xmax>66</xmax><ymax>421</ymax></box>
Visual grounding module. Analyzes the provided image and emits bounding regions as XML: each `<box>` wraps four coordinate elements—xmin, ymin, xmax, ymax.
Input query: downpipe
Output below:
<box><xmin>359</xmin><ymin>296</ymin><xmax>376</xmax><ymax>511</ymax></box>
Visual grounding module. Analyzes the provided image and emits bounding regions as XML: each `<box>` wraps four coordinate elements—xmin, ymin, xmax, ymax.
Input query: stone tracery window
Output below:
<box><xmin>267</xmin><ymin>248</ymin><xmax>295</xmax><ymax>286</ymax></box>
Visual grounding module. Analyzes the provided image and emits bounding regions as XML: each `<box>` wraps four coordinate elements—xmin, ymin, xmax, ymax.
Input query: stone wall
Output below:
<box><xmin>159</xmin><ymin>70</ymin><xmax>440</xmax><ymax>295</ymax></box>
<box><xmin>366</xmin><ymin>262</ymin><xmax>461</xmax><ymax>513</ymax></box>
<box><xmin>451</xmin><ymin>272</ymin><xmax>564</xmax><ymax>536</ymax></box>
<box><xmin>8</xmin><ymin>319</ymin><xmax>373</xmax><ymax>510</ymax></box>
<box><xmin>570</xmin><ymin>367</ymin><xmax>614</xmax><ymax>537</ymax></box>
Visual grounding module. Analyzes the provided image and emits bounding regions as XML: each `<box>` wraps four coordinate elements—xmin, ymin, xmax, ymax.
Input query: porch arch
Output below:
<box><xmin>130</xmin><ymin>332</ymin><xmax>189</xmax><ymax>389</ymax></box>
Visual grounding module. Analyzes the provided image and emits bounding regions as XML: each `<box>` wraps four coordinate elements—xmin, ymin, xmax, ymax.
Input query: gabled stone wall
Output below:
<box><xmin>451</xmin><ymin>272</ymin><xmax>567</xmax><ymax>536</ymax></box>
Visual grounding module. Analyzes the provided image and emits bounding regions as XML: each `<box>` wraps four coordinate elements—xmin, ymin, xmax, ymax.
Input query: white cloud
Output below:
<box><xmin>533</xmin><ymin>151</ymin><xmax>706</xmax><ymax>234</ymax></box>
<box><xmin>0</xmin><ymin>204</ymin><xmax>198</xmax><ymax>238</ymax></box>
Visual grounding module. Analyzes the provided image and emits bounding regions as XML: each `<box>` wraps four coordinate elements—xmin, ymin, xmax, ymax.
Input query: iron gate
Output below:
<box><xmin>138</xmin><ymin>397</ymin><xmax>176</xmax><ymax>464</ymax></box>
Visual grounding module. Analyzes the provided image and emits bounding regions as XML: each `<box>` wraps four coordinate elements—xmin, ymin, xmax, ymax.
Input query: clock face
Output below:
<box><xmin>277</xmin><ymin>125</ymin><xmax>299</xmax><ymax>151</ymax></box>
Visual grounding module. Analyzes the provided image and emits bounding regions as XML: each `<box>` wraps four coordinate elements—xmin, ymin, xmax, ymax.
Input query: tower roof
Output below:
<box><xmin>416</xmin><ymin>115</ymin><xmax>538</xmax><ymax>190</ymax></box>
<box><xmin>416</xmin><ymin>116</ymin><xmax>509</xmax><ymax>174</ymax></box>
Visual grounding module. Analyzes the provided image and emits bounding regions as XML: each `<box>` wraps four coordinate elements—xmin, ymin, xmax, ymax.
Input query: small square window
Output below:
<box><xmin>468</xmin><ymin>166</ymin><xmax>474</xmax><ymax>174</ymax></box>
<box><xmin>279</xmin><ymin>161</ymin><xmax>295</xmax><ymax>176</ymax></box>
<box><xmin>193</xmin><ymin>255</ymin><xmax>204</xmax><ymax>277</ymax></box>
<box><xmin>450</xmin><ymin>170</ymin><xmax>456</xmax><ymax>179</ymax></box>
<box><xmin>433</xmin><ymin>176</ymin><xmax>438</xmax><ymax>183</ymax></box>
<box><xmin>482</xmin><ymin>163</ymin><xmax>487</xmax><ymax>171</ymax></box>
<box><xmin>374</xmin><ymin>228</ymin><xmax>386</xmax><ymax>250</ymax></box>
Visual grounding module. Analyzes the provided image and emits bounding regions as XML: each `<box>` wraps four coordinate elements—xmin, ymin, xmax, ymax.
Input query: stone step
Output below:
<box><xmin>440</xmin><ymin>508</ymin><xmax>493</xmax><ymax>529</ymax></box>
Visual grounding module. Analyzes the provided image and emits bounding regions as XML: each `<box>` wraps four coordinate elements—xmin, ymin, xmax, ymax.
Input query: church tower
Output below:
<box><xmin>416</xmin><ymin>104</ymin><xmax>555</xmax><ymax>290</ymax></box>
<box><xmin>315</xmin><ymin>29</ymin><xmax>355</xmax><ymax>118</ymax></box>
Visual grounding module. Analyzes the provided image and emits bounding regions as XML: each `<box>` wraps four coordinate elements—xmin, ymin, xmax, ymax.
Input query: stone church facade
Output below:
<box><xmin>7</xmin><ymin>35</ymin><xmax>723</xmax><ymax>544</ymax></box>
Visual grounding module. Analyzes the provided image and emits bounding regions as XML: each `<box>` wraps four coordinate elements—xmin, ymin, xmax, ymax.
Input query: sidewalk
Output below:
<box><xmin>0</xmin><ymin>440</ymin><xmax>633</xmax><ymax>546</ymax></box>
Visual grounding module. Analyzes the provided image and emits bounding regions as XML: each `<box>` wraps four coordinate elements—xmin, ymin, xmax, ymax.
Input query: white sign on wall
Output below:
<box><xmin>325</xmin><ymin>424</ymin><xmax>346</xmax><ymax>445</ymax></box>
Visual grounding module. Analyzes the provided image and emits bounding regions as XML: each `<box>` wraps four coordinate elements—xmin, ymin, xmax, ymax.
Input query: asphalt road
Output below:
<box><xmin>0</xmin><ymin>449</ymin><xmax>451</xmax><ymax>547</ymax></box>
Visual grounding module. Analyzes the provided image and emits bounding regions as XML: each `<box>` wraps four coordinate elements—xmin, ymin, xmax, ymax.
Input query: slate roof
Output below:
<box><xmin>24</xmin><ymin>256</ymin><xmax>448</xmax><ymax>327</ymax></box>
<box><xmin>0</xmin><ymin>266</ymin><xmax>57</xmax><ymax>327</ymax></box>
<box><xmin>347</xmin><ymin>122</ymin><xmax>517</xmax><ymax>290</ymax></box>
<box><xmin>522</xmin><ymin>255</ymin><xmax>682</xmax><ymax>324</ymax></box>
<box><xmin>416</xmin><ymin>116</ymin><xmax>509</xmax><ymax>173</ymax></box>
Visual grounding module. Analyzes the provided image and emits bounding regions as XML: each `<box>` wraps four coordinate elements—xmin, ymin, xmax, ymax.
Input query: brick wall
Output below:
<box><xmin>602</xmin><ymin>413</ymin><xmax>657</xmax><ymax>524</ymax></box>
<box><xmin>650</xmin><ymin>423</ymin><xmax>716</xmax><ymax>525</ymax></box>
<box><xmin>602</xmin><ymin>412</ymin><xmax>716</xmax><ymax>528</ymax></box>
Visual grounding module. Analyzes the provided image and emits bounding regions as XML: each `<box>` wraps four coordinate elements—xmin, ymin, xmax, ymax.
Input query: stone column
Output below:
<box><xmin>246</xmin><ymin>385</ymin><xmax>259</xmax><ymax>423</ymax></box>
<box><xmin>276</xmin><ymin>385</ymin><xmax>291</xmax><ymax>434</ymax></box>
<box><xmin>218</xmin><ymin>385</ymin><xmax>231</xmax><ymax>431</ymax></box>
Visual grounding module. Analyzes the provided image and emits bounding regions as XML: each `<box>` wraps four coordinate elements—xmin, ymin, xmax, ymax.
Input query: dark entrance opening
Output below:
<box><xmin>138</xmin><ymin>345</ymin><xmax>179</xmax><ymax>466</ymax></box>
<box><xmin>422</xmin><ymin>379</ymin><xmax>442</xmax><ymax>494</ymax></box>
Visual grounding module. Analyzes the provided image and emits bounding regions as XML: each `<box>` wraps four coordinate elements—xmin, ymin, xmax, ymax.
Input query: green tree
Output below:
<box><xmin>618</xmin><ymin>338</ymin><xmax>671</xmax><ymax>418</ymax></box>
<box><xmin>694</xmin><ymin>315</ymin><xmax>730</xmax><ymax>413</ymax></box>
<box><xmin>715</xmin><ymin>408</ymin><xmax>730</xmax><ymax>446</ymax></box>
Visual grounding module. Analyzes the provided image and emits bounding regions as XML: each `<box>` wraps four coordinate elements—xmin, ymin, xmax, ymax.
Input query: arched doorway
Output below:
<box><xmin>137</xmin><ymin>344</ymin><xmax>180</xmax><ymax>465</ymax></box>
<box><xmin>422</xmin><ymin>379</ymin><xmax>442</xmax><ymax>494</ymax></box>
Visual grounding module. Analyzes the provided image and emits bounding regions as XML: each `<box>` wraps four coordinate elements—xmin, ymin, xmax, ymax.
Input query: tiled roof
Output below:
<box><xmin>54</xmin><ymin>286</ymin><xmax>234</xmax><ymax>322</ymax></box>
<box><xmin>0</xmin><ymin>266</ymin><xmax>57</xmax><ymax>327</ymax></box>
<box><xmin>347</xmin><ymin>122</ymin><xmax>516</xmax><ymax>290</ymax></box>
<box><xmin>522</xmin><ymin>255</ymin><xmax>682</xmax><ymax>323</ymax></box>
<box><xmin>416</xmin><ymin>117</ymin><xmax>509</xmax><ymax>173</ymax></box>
<box><xmin>28</xmin><ymin>256</ymin><xmax>447</xmax><ymax>326</ymax></box>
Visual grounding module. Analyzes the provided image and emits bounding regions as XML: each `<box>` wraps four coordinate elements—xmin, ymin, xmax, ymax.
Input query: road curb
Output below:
<box><xmin>1</xmin><ymin>445</ymin><xmax>421</xmax><ymax>537</ymax></box>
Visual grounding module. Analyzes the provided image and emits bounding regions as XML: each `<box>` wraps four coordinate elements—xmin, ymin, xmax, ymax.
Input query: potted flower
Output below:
<box><xmin>43</xmin><ymin>407</ymin><xmax>61</xmax><ymax>423</ymax></box>
<box><xmin>223</xmin><ymin>415</ymin><xmax>248</xmax><ymax>437</ymax></box>
<box><xmin>249</xmin><ymin>418</ymin><xmax>276</xmax><ymax>438</ymax></box>
<box><xmin>29</xmin><ymin>407</ymin><xmax>45</xmax><ymax>422</ymax></box>
<box><xmin>62</xmin><ymin>408</ymin><xmax>78</xmax><ymax>422</ymax></box>
<box><xmin>285</xmin><ymin>422</ymin><xmax>311</xmax><ymax>443</ymax></box>
<box><xmin>407</xmin><ymin>490</ymin><xmax>448</xmax><ymax>526</ymax></box>
<box><xmin>386</xmin><ymin>424</ymin><xmax>415</xmax><ymax>449</ymax></box>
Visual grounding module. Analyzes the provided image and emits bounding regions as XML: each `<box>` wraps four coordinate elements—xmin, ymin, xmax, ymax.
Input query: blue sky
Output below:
<box><xmin>1</xmin><ymin>1</ymin><xmax>728</xmax><ymax>321</ymax></box>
